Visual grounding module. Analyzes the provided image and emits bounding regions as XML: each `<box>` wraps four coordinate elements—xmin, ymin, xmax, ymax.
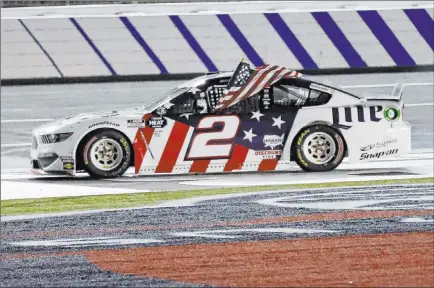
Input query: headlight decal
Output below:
<box><xmin>40</xmin><ymin>133</ymin><xmax>73</xmax><ymax>144</ymax></box>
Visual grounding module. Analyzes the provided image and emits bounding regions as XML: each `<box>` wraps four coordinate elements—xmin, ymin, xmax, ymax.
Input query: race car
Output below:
<box><xmin>30</xmin><ymin>61</ymin><xmax>411</xmax><ymax>178</ymax></box>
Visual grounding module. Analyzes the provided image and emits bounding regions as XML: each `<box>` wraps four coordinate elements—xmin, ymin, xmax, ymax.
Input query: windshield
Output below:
<box><xmin>142</xmin><ymin>86</ymin><xmax>190</xmax><ymax>111</ymax></box>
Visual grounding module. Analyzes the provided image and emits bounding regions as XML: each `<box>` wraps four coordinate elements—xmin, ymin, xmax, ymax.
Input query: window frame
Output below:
<box><xmin>270</xmin><ymin>78</ymin><xmax>333</xmax><ymax>108</ymax></box>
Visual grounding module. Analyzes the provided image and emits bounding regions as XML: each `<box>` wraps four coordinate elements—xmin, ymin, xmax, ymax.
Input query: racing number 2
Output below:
<box><xmin>186</xmin><ymin>115</ymin><xmax>241</xmax><ymax>160</ymax></box>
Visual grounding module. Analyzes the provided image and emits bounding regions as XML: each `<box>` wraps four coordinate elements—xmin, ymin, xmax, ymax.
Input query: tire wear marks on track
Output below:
<box><xmin>84</xmin><ymin>231</ymin><xmax>434</xmax><ymax>287</ymax></box>
<box><xmin>2</xmin><ymin>210</ymin><xmax>433</xmax><ymax>240</ymax></box>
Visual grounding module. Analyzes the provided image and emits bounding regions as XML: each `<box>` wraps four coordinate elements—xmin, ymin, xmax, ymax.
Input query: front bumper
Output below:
<box><xmin>30</xmin><ymin>135</ymin><xmax>75</xmax><ymax>175</ymax></box>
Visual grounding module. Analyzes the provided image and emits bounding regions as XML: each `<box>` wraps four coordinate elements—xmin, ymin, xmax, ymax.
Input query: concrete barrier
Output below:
<box><xmin>1</xmin><ymin>1</ymin><xmax>433</xmax><ymax>81</ymax></box>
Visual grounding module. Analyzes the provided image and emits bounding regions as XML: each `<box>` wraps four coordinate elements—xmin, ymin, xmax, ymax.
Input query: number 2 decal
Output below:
<box><xmin>186</xmin><ymin>115</ymin><xmax>241</xmax><ymax>160</ymax></box>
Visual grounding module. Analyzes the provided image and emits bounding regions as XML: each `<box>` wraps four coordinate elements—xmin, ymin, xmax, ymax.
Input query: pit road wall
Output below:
<box><xmin>1</xmin><ymin>1</ymin><xmax>433</xmax><ymax>82</ymax></box>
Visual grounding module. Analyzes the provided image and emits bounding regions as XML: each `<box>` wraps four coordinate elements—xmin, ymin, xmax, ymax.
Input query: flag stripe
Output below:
<box><xmin>358</xmin><ymin>10</ymin><xmax>416</xmax><ymax>66</ymax></box>
<box><xmin>170</xmin><ymin>15</ymin><xmax>218</xmax><ymax>72</ymax></box>
<box><xmin>216</xmin><ymin>63</ymin><xmax>302</xmax><ymax>110</ymax></box>
<box><xmin>404</xmin><ymin>9</ymin><xmax>434</xmax><ymax>51</ymax></box>
<box><xmin>263</xmin><ymin>67</ymin><xmax>287</xmax><ymax>88</ymax></box>
<box><xmin>225</xmin><ymin>65</ymin><xmax>275</xmax><ymax>106</ymax></box>
<box><xmin>264</xmin><ymin>13</ymin><xmax>318</xmax><ymax>69</ymax></box>
<box><xmin>216</xmin><ymin>68</ymin><xmax>262</xmax><ymax>109</ymax></box>
<box><xmin>231</xmin><ymin>65</ymin><xmax>278</xmax><ymax>106</ymax></box>
<box><xmin>224</xmin><ymin>145</ymin><xmax>249</xmax><ymax>172</ymax></box>
<box><xmin>155</xmin><ymin>121</ymin><xmax>190</xmax><ymax>173</ymax></box>
<box><xmin>258</xmin><ymin>159</ymin><xmax>279</xmax><ymax>171</ymax></box>
<box><xmin>133</xmin><ymin>114</ymin><xmax>154</xmax><ymax>174</ymax></box>
<box><xmin>217</xmin><ymin>14</ymin><xmax>264</xmax><ymax>67</ymax></box>
<box><xmin>189</xmin><ymin>160</ymin><xmax>211</xmax><ymax>173</ymax></box>
<box><xmin>312</xmin><ymin>11</ymin><xmax>367</xmax><ymax>68</ymax></box>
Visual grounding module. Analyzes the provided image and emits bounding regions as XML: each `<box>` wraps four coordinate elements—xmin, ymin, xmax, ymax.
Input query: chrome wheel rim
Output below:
<box><xmin>89</xmin><ymin>138</ymin><xmax>123</xmax><ymax>171</ymax></box>
<box><xmin>303</xmin><ymin>132</ymin><xmax>336</xmax><ymax>164</ymax></box>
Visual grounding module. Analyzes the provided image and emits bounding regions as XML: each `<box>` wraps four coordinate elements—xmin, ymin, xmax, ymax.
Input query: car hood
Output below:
<box><xmin>33</xmin><ymin>107</ymin><xmax>148</xmax><ymax>134</ymax></box>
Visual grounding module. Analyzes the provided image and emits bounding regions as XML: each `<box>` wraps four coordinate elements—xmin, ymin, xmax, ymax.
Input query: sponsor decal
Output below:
<box><xmin>156</xmin><ymin>106</ymin><xmax>168</xmax><ymax>116</ymax></box>
<box><xmin>63</xmin><ymin>162</ymin><xmax>74</xmax><ymax>170</ymax></box>
<box><xmin>60</xmin><ymin>156</ymin><xmax>73</xmax><ymax>160</ymax></box>
<box><xmin>383</xmin><ymin>106</ymin><xmax>400</xmax><ymax>122</ymax></box>
<box><xmin>359</xmin><ymin>149</ymin><xmax>398</xmax><ymax>160</ymax></box>
<box><xmin>310</xmin><ymin>83</ymin><xmax>334</xmax><ymax>94</ymax></box>
<box><xmin>263</xmin><ymin>134</ymin><xmax>284</xmax><ymax>149</ymax></box>
<box><xmin>360</xmin><ymin>139</ymin><xmax>397</xmax><ymax>151</ymax></box>
<box><xmin>297</xmin><ymin>148</ymin><xmax>309</xmax><ymax>167</ymax></box>
<box><xmin>127</xmin><ymin>119</ymin><xmax>146</xmax><ymax>128</ymax></box>
<box><xmin>255</xmin><ymin>149</ymin><xmax>282</xmax><ymax>159</ymax></box>
<box><xmin>297</xmin><ymin>129</ymin><xmax>310</xmax><ymax>145</ymax></box>
<box><xmin>61</xmin><ymin>156</ymin><xmax>74</xmax><ymax>170</ymax></box>
<box><xmin>145</xmin><ymin>117</ymin><xmax>167</xmax><ymax>128</ymax></box>
<box><xmin>332</xmin><ymin>106</ymin><xmax>383</xmax><ymax>129</ymax></box>
<box><xmin>119</xmin><ymin>137</ymin><xmax>130</xmax><ymax>152</ymax></box>
<box><xmin>88</xmin><ymin>121</ymin><xmax>119</xmax><ymax>129</ymax></box>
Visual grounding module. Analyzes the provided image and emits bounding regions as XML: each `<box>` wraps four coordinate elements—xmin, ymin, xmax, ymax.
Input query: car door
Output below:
<box><xmin>136</xmin><ymin>78</ymin><xmax>312</xmax><ymax>174</ymax></box>
<box><xmin>161</xmin><ymin>79</ymin><xmax>253</xmax><ymax>173</ymax></box>
<box><xmin>160</xmin><ymin>80</ymin><xmax>301</xmax><ymax>173</ymax></box>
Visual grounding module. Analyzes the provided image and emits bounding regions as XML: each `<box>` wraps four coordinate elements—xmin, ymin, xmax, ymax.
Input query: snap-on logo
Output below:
<box><xmin>360</xmin><ymin>149</ymin><xmax>398</xmax><ymax>160</ymax></box>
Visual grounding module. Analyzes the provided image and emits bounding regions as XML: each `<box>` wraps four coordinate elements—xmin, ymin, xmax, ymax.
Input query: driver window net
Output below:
<box><xmin>206</xmin><ymin>85</ymin><xmax>260</xmax><ymax>113</ymax></box>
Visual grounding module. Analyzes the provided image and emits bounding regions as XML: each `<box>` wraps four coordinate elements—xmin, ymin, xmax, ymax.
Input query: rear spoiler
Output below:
<box><xmin>364</xmin><ymin>83</ymin><xmax>404</xmax><ymax>102</ymax></box>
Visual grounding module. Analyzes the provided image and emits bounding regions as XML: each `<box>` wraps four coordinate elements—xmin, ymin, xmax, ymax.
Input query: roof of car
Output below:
<box><xmin>183</xmin><ymin>70</ymin><xmax>361</xmax><ymax>100</ymax></box>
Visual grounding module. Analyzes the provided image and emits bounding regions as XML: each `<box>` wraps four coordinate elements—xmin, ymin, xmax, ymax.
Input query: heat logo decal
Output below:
<box><xmin>145</xmin><ymin>117</ymin><xmax>167</xmax><ymax>128</ymax></box>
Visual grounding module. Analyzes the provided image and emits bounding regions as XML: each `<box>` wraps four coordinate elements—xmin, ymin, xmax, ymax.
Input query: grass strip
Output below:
<box><xmin>1</xmin><ymin>177</ymin><xmax>433</xmax><ymax>216</ymax></box>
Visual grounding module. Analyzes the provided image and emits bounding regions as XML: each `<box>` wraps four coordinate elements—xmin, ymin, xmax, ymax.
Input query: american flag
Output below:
<box><xmin>215</xmin><ymin>62</ymin><xmax>302</xmax><ymax>110</ymax></box>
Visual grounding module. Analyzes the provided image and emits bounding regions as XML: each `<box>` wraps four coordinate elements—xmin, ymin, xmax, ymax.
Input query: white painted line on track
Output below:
<box><xmin>180</xmin><ymin>174</ymin><xmax>434</xmax><ymax>187</ymax></box>
<box><xmin>406</xmin><ymin>103</ymin><xmax>434</xmax><ymax>107</ymax></box>
<box><xmin>1</xmin><ymin>118</ymin><xmax>53</xmax><ymax>123</ymax></box>
<box><xmin>0</xmin><ymin>181</ymin><xmax>149</xmax><ymax>201</ymax></box>
<box><xmin>1</xmin><ymin>143</ymin><xmax>31</xmax><ymax>148</ymax></box>
<box><xmin>341</xmin><ymin>82</ymin><xmax>433</xmax><ymax>89</ymax></box>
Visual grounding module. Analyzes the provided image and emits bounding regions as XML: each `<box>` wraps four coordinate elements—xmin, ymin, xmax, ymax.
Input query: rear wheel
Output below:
<box><xmin>82</xmin><ymin>130</ymin><xmax>131</xmax><ymax>178</ymax></box>
<box><xmin>293</xmin><ymin>125</ymin><xmax>345</xmax><ymax>172</ymax></box>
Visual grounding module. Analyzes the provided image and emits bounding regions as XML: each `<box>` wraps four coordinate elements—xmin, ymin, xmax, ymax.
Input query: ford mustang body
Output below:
<box><xmin>30</xmin><ymin>62</ymin><xmax>411</xmax><ymax>178</ymax></box>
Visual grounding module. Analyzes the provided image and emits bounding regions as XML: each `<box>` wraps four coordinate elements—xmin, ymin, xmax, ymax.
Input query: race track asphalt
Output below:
<box><xmin>1</xmin><ymin>71</ymin><xmax>433</xmax><ymax>169</ymax></box>
<box><xmin>1</xmin><ymin>183</ymin><xmax>433</xmax><ymax>287</ymax></box>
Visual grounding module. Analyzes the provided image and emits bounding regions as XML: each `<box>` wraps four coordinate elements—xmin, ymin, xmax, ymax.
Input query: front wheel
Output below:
<box><xmin>293</xmin><ymin>125</ymin><xmax>345</xmax><ymax>172</ymax></box>
<box><xmin>82</xmin><ymin>130</ymin><xmax>132</xmax><ymax>178</ymax></box>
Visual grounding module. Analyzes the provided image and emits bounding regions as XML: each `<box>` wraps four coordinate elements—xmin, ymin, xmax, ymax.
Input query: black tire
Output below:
<box><xmin>82</xmin><ymin>130</ymin><xmax>132</xmax><ymax>178</ymax></box>
<box><xmin>293</xmin><ymin>124</ymin><xmax>345</xmax><ymax>172</ymax></box>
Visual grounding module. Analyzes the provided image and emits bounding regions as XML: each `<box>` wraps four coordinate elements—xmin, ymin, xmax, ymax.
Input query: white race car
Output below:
<box><xmin>31</xmin><ymin>61</ymin><xmax>411</xmax><ymax>178</ymax></box>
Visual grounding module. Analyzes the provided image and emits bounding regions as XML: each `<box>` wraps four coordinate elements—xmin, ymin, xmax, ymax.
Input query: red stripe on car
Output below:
<box><xmin>258</xmin><ymin>159</ymin><xmax>279</xmax><ymax>171</ymax></box>
<box><xmin>224</xmin><ymin>145</ymin><xmax>249</xmax><ymax>172</ymax></box>
<box><xmin>133</xmin><ymin>114</ymin><xmax>154</xmax><ymax>174</ymax></box>
<box><xmin>155</xmin><ymin>121</ymin><xmax>190</xmax><ymax>173</ymax></box>
<box><xmin>189</xmin><ymin>160</ymin><xmax>211</xmax><ymax>173</ymax></box>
